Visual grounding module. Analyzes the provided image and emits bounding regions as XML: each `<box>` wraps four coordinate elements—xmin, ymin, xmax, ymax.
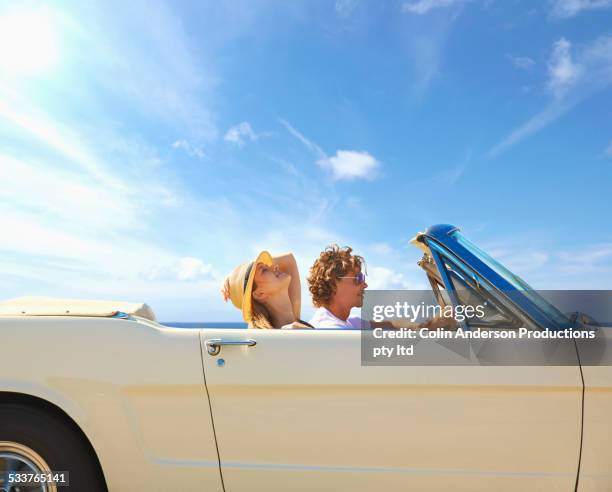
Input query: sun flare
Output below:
<box><xmin>0</xmin><ymin>9</ymin><xmax>59</xmax><ymax>77</ymax></box>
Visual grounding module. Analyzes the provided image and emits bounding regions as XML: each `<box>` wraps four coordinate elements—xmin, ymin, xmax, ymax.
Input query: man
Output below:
<box><xmin>307</xmin><ymin>244</ymin><xmax>456</xmax><ymax>330</ymax></box>
<box><xmin>307</xmin><ymin>244</ymin><xmax>370</xmax><ymax>329</ymax></box>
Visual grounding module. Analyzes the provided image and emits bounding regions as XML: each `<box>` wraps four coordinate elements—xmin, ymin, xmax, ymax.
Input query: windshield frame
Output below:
<box><xmin>419</xmin><ymin>225</ymin><xmax>570</xmax><ymax>330</ymax></box>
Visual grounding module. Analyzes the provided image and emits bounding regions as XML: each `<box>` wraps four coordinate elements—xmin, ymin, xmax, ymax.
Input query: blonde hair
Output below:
<box><xmin>248</xmin><ymin>287</ymin><xmax>275</xmax><ymax>329</ymax></box>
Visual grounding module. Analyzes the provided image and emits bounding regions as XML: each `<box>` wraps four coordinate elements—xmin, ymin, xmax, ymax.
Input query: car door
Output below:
<box><xmin>200</xmin><ymin>326</ymin><xmax>582</xmax><ymax>492</ymax></box>
<box><xmin>575</xmin><ymin>329</ymin><xmax>612</xmax><ymax>491</ymax></box>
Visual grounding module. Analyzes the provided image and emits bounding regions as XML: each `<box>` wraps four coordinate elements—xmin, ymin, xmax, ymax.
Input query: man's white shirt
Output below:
<box><xmin>309</xmin><ymin>306</ymin><xmax>370</xmax><ymax>329</ymax></box>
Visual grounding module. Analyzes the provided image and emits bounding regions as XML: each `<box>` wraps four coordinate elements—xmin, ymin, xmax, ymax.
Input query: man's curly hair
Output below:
<box><xmin>308</xmin><ymin>244</ymin><xmax>364</xmax><ymax>308</ymax></box>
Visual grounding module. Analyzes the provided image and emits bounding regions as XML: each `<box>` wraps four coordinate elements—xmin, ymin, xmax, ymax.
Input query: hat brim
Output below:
<box><xmin>241</xmin><ymin>250</ymin><xmax>273</xmax><ymax>322</ymax></box>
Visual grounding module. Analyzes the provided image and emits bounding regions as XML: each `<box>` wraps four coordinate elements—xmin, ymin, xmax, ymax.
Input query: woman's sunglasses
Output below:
<box><xmin>338</xmin><ymin>272</ymin><xmax>366</xmax><ymax>285</ymax></box>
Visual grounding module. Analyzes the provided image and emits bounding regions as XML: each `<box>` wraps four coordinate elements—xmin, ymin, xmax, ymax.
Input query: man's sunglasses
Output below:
<box><xmin>338</xmin><ymin>272</ymin><xmax>366</xmax><ymax>285</ymax></box>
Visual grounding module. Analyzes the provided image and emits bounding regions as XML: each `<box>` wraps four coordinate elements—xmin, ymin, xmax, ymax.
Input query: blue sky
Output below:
<box><xmin>1</xmin><ymin>0</ymin><xmax>611</xmax><ymax>321</ymax></box>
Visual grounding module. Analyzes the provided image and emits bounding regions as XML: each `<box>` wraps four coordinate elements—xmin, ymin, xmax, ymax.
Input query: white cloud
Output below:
<box><xmin>317</xmin><ymin>150</ymin><xmax>380</xmax><ymax>181</ymax></box>
<box><xmin>402</xmin><ymin>0</ymin><xmax>468</xmax><ymax>14</ymax></box>
<box><xmin>367</xmin><ymin>267</ymin><xmax>406</xmax><ymax>289</ymax></box>
<box><xmin>0</xmin><ymin>209</ymin><xmax>174</xmax><ymax>275</ymax></box>
<box><xmin>490</xmin><ymin>35</ymin><xmax>612</xmax><ymax>157</ymax></box>
<box><xmin>146</xmin><ymin>257</ymin><xmax>215</xmax><ymax>281</ymax></box>
<box><xmin>497</xmin><ymin>251</ymin><xmax>550</xmax><ymax>274</ymax></box>
<box><xmin>469</xmin><ymin>236</ymin><xmax>612</xmax><ymax>290</ymax></box>
<box><xmin>269</xmin><ymin>156</ymin><xmax>300</xmax><ymax>177</ymax></box>
<box><xmin>0</xmin><ymin>89</ymin><xmax>182</xmax><ymax>216</ymax></box>
<box><xmin>436</xmin><ymin>164</ymin><xmax>465</xmax><ymax>186</ymax></box>
<box><xmin>488</xmin><ymin>103</ymin><xmax>570</xmax><ymax>157</ymax></box>
<box><xmin>369</xmin><ymin>242</ymin><xmax>395</xmax><ymax>256</ymax></box>
<box><xmin>0</xmin><ymin>91</ymin><xmax>125</xmax><ymax>190</ymax></box>
<box><xmin>409</xmin><ymin>35</ymin><xmax>445</xmax><ymax>93</ymax></box>
<box><xmin>550</xmin><ymin>0</ymin><xmax>612</xmax><ymax>19</ymax></box>
<box><xmin>224</xmin><ymin>121</ymin><xmax>270</xmax><ymax>147</ymax></box>
<box><xmin>557</xmin><ymin>244</ymin><xmax>612</xmax><ymax>273</ymax></box>
<box><xmin>172</xmin><ymin>139</ymin><xmax>205</xmax><ymax>159</ymax></box>
<box><xmin>335</xmin><ymin>0</ymin><xmax>360</xmax><ymax>17</ymax></box>
<box><xmin>509</xmin><ymin>55</ymin><xmax>536</xmax><ymax>70</ymax></box>
<box><xmin>366</xmin><ymin>266</ymin><xmax>422</xmax><ymax>290</ymax></box>
<box><xmin>279</xmin><ymin>119</ymin><xmax>326</xmax><ymax>159</ymax></box>
<box><xmin>280</xmin><ymin>119</ymin><xmax>381</xmax><ymax>181</ymax></box>
<box><xmin>0</xmin><ymin>155</ymin><xmax>139</xmax><ymax>232</ymax></box>
<box><xmin>175</xmin><ymin>257</ymin><xmax>214</xmax><ymax>281</ymax></box>
<box><xmin>409</xmin><ymin>163</ymin><xmax>466</xmax><ymax>189</ymax></box>
<box><xmin>547</xmin><ymin>38</ymin><xmax>581</xmax><ymax>98</ymax></box>
<box><xmin>399</xmin><ymin>3</ymin><xmax>463</xmax><ymax>95</ymax></box>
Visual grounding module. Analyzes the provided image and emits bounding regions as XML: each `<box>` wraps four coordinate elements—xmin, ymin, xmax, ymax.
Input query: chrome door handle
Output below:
<box><xmin>205</xmin><ymin>338</ymin><xmax>256</xmax><ymax>356</ymax></box>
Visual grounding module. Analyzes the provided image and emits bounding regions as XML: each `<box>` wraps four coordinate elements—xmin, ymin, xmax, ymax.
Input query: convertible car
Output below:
<box><xmin>1</xmin><ymin>224</ymin><xmax>610</xmax><ymax>491</ymax></box>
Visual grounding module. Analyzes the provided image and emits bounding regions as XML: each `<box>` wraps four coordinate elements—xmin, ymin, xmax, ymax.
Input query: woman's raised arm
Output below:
<box><xmin>272</xmin><ymin>253</ymin><xmax>301</xmax><ymax>320</ymax></box>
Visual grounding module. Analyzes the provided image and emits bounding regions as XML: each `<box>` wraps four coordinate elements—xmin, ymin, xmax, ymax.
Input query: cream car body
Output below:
<box><xmin>1</xmin><ymin>225</ymin><xmax>611</xmax><ymax>491</ymax></box>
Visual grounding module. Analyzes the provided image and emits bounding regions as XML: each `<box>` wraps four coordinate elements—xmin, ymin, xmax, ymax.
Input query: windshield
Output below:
<box><xmin>451</xmin><ymin>231</ymin><xmax>570</xmax><ymax>328</ymax></box>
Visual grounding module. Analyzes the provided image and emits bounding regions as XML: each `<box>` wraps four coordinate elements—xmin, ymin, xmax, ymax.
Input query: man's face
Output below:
<box><xmin>334</xmin><ymin>267</ymin><xmax>368</xmax><ymax>309</ymax></box>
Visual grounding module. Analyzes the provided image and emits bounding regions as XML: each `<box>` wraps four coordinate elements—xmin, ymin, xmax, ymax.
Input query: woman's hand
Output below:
<box><xmin>220</xmin><ymin>277</ymin><xmax>231</xmax><ymax>302</ymax></box>
<box><xmin>271</xmin><ymin>253</ymin><xmax>296</xmax><ymax>274</ymax></box>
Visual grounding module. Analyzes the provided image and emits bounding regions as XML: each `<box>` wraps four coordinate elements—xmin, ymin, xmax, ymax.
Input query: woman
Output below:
<box><xmin>221</xmin><ymin>251</ymin><xmax>313</xmax><ymax>329</ymax></box>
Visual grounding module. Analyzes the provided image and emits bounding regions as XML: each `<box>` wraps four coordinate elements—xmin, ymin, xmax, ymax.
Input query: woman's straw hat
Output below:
<box><xmin>227</xmin><ymin>251</ymin><xmax>273</xmax><ymax>322</ymax></box>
